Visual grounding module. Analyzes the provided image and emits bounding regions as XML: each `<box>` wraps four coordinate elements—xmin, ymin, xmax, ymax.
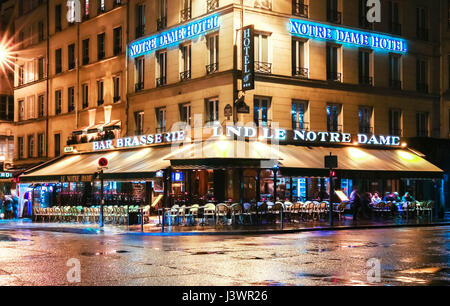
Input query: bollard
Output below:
<box><xmin>280</xmin><ymin>208</ymin><xmax>284</xmax><ymax>230</ymax></box>
<box><xmin>140</xmin><ymin>210</ymin><xmax>144</xmax><ymax>232</ymax></box>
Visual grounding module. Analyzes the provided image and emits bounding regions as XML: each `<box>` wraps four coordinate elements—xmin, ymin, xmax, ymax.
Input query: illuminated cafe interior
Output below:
<box><xmin>19</xmin><ymin>132</ymin><xmax>444</xmax><ymax>221</ymax></box>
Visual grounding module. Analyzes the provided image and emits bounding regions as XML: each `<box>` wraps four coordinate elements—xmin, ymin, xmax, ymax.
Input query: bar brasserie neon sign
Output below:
<box><xmin>129</xmin><ymin>14</ymin><xmax>219</xmax><ymax>58</ymax></box>
<box><xmin>289</xmin><ymin>19</ymin><xmax>407</xmax><ymax>53</ymax></box>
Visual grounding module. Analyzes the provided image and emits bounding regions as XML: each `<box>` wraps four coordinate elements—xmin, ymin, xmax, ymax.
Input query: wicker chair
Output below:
<box><xmin>203</xmin><ymin>203</ymin><xmax>216</xmax><ymax>225</ymax></box>
<box><xmin>230</xmin><ymin>203</ymin><xmax>243</xmax><ymax>225</ymax></box>
<box><xmin>215</xmin><ymin>203</ymin><xmax>229</xmax><ymax>225</ymax></box>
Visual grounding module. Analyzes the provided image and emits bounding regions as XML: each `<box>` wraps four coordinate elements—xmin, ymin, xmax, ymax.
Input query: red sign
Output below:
<box><xmin>98</xmin><ymin>157</ymin><xmax>108</xmax><ymax>167</ymax></box>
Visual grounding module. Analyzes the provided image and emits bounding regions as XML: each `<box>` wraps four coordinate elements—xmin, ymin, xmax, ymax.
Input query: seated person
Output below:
<box><xmin>371</xmin><ymin>192</ymin><xmax>382</xmax><ymax>205</ymax></box>
<box><xmin>401</xmin><ymin>192</ymin><xmax>415</xmax><ymax>203</ymax></box>
<box><xmin>392</xmin><ymin>192</ymin><xmax>401</xmax><ymax>202</ymax></box>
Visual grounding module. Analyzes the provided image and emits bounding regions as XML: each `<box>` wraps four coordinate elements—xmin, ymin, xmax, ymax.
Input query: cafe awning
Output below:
<box><xmin>277</xmin><ymin>145</ymin><xmax>444</xmax><ymax>178</ymax></box>
<box><xmin>20</xmin><ymin>146</ymin><xmax>173</xmax><ymax>183</ymax></box>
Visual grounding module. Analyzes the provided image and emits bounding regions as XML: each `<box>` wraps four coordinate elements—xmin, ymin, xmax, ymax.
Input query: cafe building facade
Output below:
<box><xmin>15</xmin><ymin>0</ymin><xmax>449</xmax><ymax>214</ymax></box>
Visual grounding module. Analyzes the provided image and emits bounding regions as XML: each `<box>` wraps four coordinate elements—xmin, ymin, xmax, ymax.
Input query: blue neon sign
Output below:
<box><xmin>129</xmin><ymin>14</ymin><xmax>219</xmax><ymax>58</ymax></box>
<box><xmin>289</xmin><ymin>19</ymin><xmax>407</xmax><ymax>53</ymax></box>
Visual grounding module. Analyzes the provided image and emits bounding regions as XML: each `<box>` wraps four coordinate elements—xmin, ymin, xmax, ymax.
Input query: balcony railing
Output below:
<box><xmin>180</xmin><ymin>70</ymin><xmax>191</xmax><ymax>81</ymax></box>
<box><xmin>83</xmin><ymin>57</ymin><xmax>89</xmax><ymax>65</ymax></box>
<box><xmin>180</xmin><ymin>7</ymin><xmax>191</xmax><ymax>22</ymax></box>
<box><xmin>113</xmin><ymin>96</ymin><xmax>121</xmax><ymax>103</ymax></box>
<box><xmin>417</xmin><ymin>28</ymin><xmax>429</xmax><ymax>41</ymax></box>
<box><xmin>327</xmin><ymin>71</ymin><xmax>342</xmax><ymax>82</ymax></box>
<box><xmin>389</xmin><ymin>79</ymin><xmax>402</xmax><ymax>90</ymax></box>
<box><xmin>389</xmin><ymin>129</ymin><xmax>402</xmax><ymax>136</ymax></box>
<box><xmin>327</xmin><ymin>10</ymin><xmax>342</xmax><ymax>24</ymax></box>
<box><xmin>135</xmin><ymin>82</ymin><xmax>144</xmax><ymax>92</ymax></box>
<box><xmin>207</xmin><ymin>0</ymin><xmax>219</xmax><ymax>12</ymax></box>
<box><xmin>294</xmin><ymin>67</ymin><xmax>309</xmax><ymax>79</ymax></box>
<box><xmin>156</xmin><ymin>127</ymin><xmax>166</xmax><ymax>133</ymax></box>
<box><xmin>135</xmin><ymin>25</ymin><xmax>145</xmax><ymax>38</ymax></box>
<box><xmin>157</xmin><ymin>17</ymin><xmax>167</xmax><ymax>31</ymax></box>
<box><xmin>293</xmin><ymin>3</ymin><xmax>308</xmax><ymax>18</ymax></box>
<box><xmin>113</xmin><ymin>1</ymin><xmax>122</xmax><ymax>8</ymax></box>
<box><xmin>294</xmin><ymin>122</ymin><xmax>310</xmax><ymax>131</ymax></box>
<box><xmin>417</xmin><ymin>82</ymin><xmax>429</xmax><ymax>93</ymax></box>
<box><xmin>327</xmin><ymin>124</ymin><xmax>343</xmax><ymax>133</ymax></box>
<box><xmin>359</xmin><ymin>75</ymin><xmax>373</xmax><ymax>86</ymax></box>
<box><xmin>417</xmin><ymin>130</ymin><xmax>429</xmax><ymax>137</ymax></box>
<box><xmin>206</xmin><ymin>63</ymin><xmax>219</xmax><ymax>74</ymax></box>
<box><xmin>255</xmin><ymin>61</ymin><xmax>272</xmax><ymax>74</ymax></box>
<box><xmin>97</xmin><ymin>99</ymin><xmax>104</xmax><ymax>106</ymax></box>
<box><xmin>359</xmin><ymin>126</ymin><xmax>373</xmax><ymax>134</ymax></box>
<box><xmin>389</xmin><ymin>22</ymin><xmax>402</xmax><ymax>35</ymax></box>
<box><xmin>254</xmin><ymin>119</ymin><xmax>272</xmax><ymax>128</ymax></box>
<box><xmin>156</xmin><ymin>76</ymin><xmax>167</xmax><ymax>87</ymax></box>
<box><xmin>68</xmin><ymin>105</ymin><xmax>75</xmax><ymax>113</ymax></box>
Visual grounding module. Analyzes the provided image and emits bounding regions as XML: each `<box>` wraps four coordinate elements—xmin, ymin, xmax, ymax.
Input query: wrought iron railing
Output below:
<box><xmin>180</xmin><ymin>70</ymin><xmax>191</xmax><ymax>81</ymax></box>
<box><xmin>135</xmin><ymin>25</ymin><xmax>145</xmax><ymax>38</ymax></box>
<box><xmin>294</xmin><ymin>67</ymin><xmax>309</xmax><ymax>78</ymax></box>
<box><xmin>156</xmin><ymin>76</ymin><xmax>167</xmax><ymax>87</ymax></box>
<box><xmin>293</xmin><ymin>3</ymin><xmax>308</xmax><ymax>18</ymax></box>
<box><xmin>113</xmin><ymin>96</ymin><xmax>121</xmax><ymax>103</ymax></box>
<box><xmin>327</xmin><ymin>71</ymin><xmax>342</xmax><ymax>82</ymax></box>
<box><xmin>359</xmin><ymin>126</ymin><xmax>373</xmax><ymax>134</ymax></box>
<box><xmin>207</xmin><ymin>0</ymin><xmax>219</xmax><ymax>12</ymax></box>
<box><xmin>390</xmin><ymin>79</ymin><xmax>402</xmax><ymax>90</ymax></box>
<box><xmin>359</xmin><ymin>75</ymin><xmax>373</xmax><ymax>86</ymax></box>
<box><xmin>180</xmin><ymin>7</ymin><xmax>191</xmax><ymax>22</ymax></box>
<box><xmin>206</xmin><ymin>63</ymin><xmax>219</xmax><ymax>74</ymax></box>
<box><xmin>417</xmin><ymin>83</ymin><xmax>428</xmax><ymax>93</ymax></box>
<box><xmin>327</xmin><ymin>124</ymin><xmax>343</xmax><ymax>133</ymax></box>
<box><xmin>135</xmin><ymin>82</ymin><xmax>144</xmax><ymax>92</ymax></box>
<box><xmin>417</xmin><ymin>129</ymin><xmax>429</xmax><ymax>137</ymax></box>
<box><xmin>389</xmin><ymin>129</ymin><xmax>402</xmax><ymax>136</ymax></box>
<box><xmin>255</xmin><ymin>61</ymin><xmax>272</xmax><ymax>74</ymax></box>
<box><xmin>157</xmin><ymin>17</ymin><xmax>167</xmax><ymax>31</ymax></box>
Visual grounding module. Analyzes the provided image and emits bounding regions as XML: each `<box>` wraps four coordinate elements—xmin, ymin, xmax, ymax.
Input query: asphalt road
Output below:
<box><xmin>0</xmin><ymin>226</ymin><xmax>448</xmax><ymax>286</ymax></box>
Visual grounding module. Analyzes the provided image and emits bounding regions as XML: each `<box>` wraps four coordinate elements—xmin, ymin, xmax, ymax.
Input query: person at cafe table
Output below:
<box><xmin>401</xmin><ymin>192</ymin><xmax>415</xmax><ymax>203</ymax></box>
<box><xmin>371</xmin><ymin>192</ymin><xmax>382</xmax><ymax>205</ymax></box>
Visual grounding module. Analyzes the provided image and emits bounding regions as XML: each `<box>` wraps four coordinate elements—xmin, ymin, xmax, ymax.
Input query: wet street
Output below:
<box><xmin>0</xmin><ymin>226</ymin><xmax>448</xmax><ymax>286</ymax></box>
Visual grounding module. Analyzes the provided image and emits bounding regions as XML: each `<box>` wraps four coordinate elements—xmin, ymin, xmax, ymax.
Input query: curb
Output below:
<box><xmin>0</xmin><ymin>222</ymin><xmax>449</xmax><ymax>236</ymax></box>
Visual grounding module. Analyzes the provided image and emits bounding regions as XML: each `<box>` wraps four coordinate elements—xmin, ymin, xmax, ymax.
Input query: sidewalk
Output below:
<box><xmin>0</xmin><ymin>213</ymin><xmax>449</xmax><ymax>236</ymax></box>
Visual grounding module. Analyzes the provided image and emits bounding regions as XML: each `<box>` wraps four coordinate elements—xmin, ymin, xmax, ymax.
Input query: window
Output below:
<box><xmin>55</xmin><ymin>4</ymin><xmax>62</xmax><ymax>32</ymax></box>
<box><xmin>18</xmin><ymin>65</ymin><xmax>24</xmax><ymax>86</ymax></box>
<box><xmin>388</xmin><ymin>1</ymin><xmax>401</xmax><ymax>35</ymax></box>
<box><xmin>416</xmin><ymin>112</ymin><xmax>429</xmax><ymax>137</ymax></box>
<box><xmin>135</xmin><ymin>57</ymin><xmax>145</xmax><ymax>91</ymax></box>
<box><xmin>0</xmin><ymin>96</ymin><xmax>13</xmax><ymax>121</ymax></box>
<box><xmin>38</xmin><ymin>21</ymin><xmax>44</xmax><ymax>42</ymax></box>
<box><xmin>55</xmin><ymin>48</ymin><xmax>62</xmax><ymax>74</ymax></box>
<box><xmin>416</xmin><ymin>7</ymin><xmax>428</xmax><ymax>40</ymax></box>
<box><xmin>359</xmin><ymin>50</ymin><xmax>372</xmax><ymax>86</ymax></box>
<box><xmin>359</xmin><ymin>0</ymin><xmax>372</xmax><ymax>29</ymax></box>
<box><xmin>37</xmin><ymin>133</ymin><xmax>44</xmax><ymax>158</ymax></box>
<box><xmin>327</xmin><ymin>104</ymin><xmax>342</xmax><ymax>132</ymax></box>
<box><xmin>28</xmin><ymin>135</ymin><xmax>34</xmax><ymax>158</ymax></box>
<box><xmin>255</xmin><ymin>33</ymin><xmax>271</xmax><ymax>73</ymax></box>
<box><xmin>156</xmin><ymin>107</ymin><xmax>166</xmax><ymax>133</ymax></box>
<box><xmin>55</xmin><ymin>90</ymin><xmax>62</xmax><ymax>115</ymax></box>
<box><xmin>38</xmin><ymin>57</ymin><xmax>45</xmax><ymax>80</ymax></box>
<box><xmin>113</xmin><ymin>76</ymin><xmax>121</xmax><ymax>102</ymax></box>
<box><xmin>207</xmin><ymin>0</ymin><xmax>219</xmax><ymax>12</ymax></box>
<box><xmin>292</xmin><ymin>0</ymin><xmax>309</xmax><ymax>18</ymax></box>
<box><xmin>389</xmin><ymin>54</ymin><xmax>402</xmax><ymax>89</ymax></box>
<box><xmin>97</xmin><ymin>80</ymin><xmax>104</xmax><ymax>106</ymax></box>
<box><xmin>206</xmin><ymin>98</ymin><xmax>219</xmax><ymax>123</ymax></box>
<box><xmin>113</xmin><ymin>27</ymin><xmax>122</xmax><ymax>55</ymax></box>
<box><xmin>19</xmin><ymin>100</ymin><xmax>25</xmax><ymax>121</ymax></box>
<box><xmin>326</xmin><ymin>45</ymin><xmax>341</xmax><ymax>82</ymax></box>
<box><xmin>82</xmin><ymin>84</ymin><xmax>89</xmax><ymax>109</ymax></box>
<box><xmin>327</xmin><ymin>0</ymin><xmax>341</xmax><ymax>24</ymax></box>
<box><xmin>18</xmin><ymin>137</ymin><xmax>24</xmax><ymax>159</ymax></box>
<box><xmin>416</xmin><ymin>58</ymin><xmax>428</xmax><ymax>93</ymax></box>
<box><xmin>97</xmin><ymin>33</ymin><xmax>105</xmax><ymax>60</ymax></box>
<box><xmin>98</xmin><ymin>0</ymin><xmax>105</xmax><ymax>13</ymax></box>
<box><xmin>254</xmin><ymin>0</ymin><xmax>272</xmax><ymax>10</ymax></box>
<box><xmin>254</xmin><ymin>96</ymin><xmax>271</xmax><ymax>127</ymax></box>
<box><xmin>84</xmin><ymin>0</ymin><xmax>90</xmax><ymax>19</ymax></box>
<box><xmin>82</xmin><ymin>39</ymin><xmax>90</xmax><ymax>65</ymax></box>
<box><xmin>135</xmin><ymin>111</ymin><xmax>144</xmax><ymax>135</ymax></box>
<box><xmin>358</xmin><ymin>106</ymin><xmax>373</xmax><ymax>134</ymax></box>
<box><xmin>54</xmin><ymin>134</ymin><xmax>61</xmax><ymax>157</ymax></box>
<box><xmin>389</xmin><ymin>109</ymin><xmax>402</xmax><ymax>136</ymax></box>
<box><xmin>157</xmin><ymin>51</ymin><xmax>167</xmax><ymax>87</ymax></box>
<box><xmin>68</xmin><ymin>87</ymin><xmax>75</xmax><ymax>112</ymax></box>
<box><xmin>292</xmin><ymin>39</ymin><xmax>308</xmax><ymax>78</ymax></box>
<box><xmin>180</xmin><ymin>103</ymin><xmax>191</xmax><ymax>125</ymax></box>
<box><xmin>27</xmin><ymin>96</ymin><xmax>35</xmax><ymax>119</ymax></box>
<box><xmin>157</xmin><ymin>0</ymin><xmax>167</xmax><ymax>31</ymax></box>
<box><xmin>291</xmin><ymin>100</ymin><xmax>308</xmax><ymax>130</ymax></box>
<box><xmin>68</xmin><ymin>44</ymin><xmax>75</xmax><ymax>70</ymax></box>
<box><xmin>180</xmin><ymin>44</ymin><xmax>191</xmax><ymax>81</ymax></box>
<box><xmin>207</xmin><ymin>34</ymin><xmax>219</xmax><ymax>74</ymax></box>
<box><xmin>37</xmin><ymin>95</ymin><xmax>45</xmax><ymax>118</ymax></box>
<box><xmin>136</xmin><ymin>4</ymin><xmax>146</xmax><ymax>38</ymax></box>
<box><xmin>181</xmin><ymin>0</ymin><xmax>192</xmax><ymax>22</ymax></box>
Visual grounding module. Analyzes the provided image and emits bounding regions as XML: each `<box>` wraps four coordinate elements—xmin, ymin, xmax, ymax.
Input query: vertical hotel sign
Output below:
<box><xmin>242</xmin><ymin>25</ymin><xmax>255</xmax><ymax>91</ymax></box>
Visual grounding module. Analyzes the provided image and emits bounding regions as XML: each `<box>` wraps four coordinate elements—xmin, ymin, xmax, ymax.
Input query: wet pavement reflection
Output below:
<box><xmin>0</xmin><ymin>226</ymin><xmax>448</xmax><ymax>286</ymax></box>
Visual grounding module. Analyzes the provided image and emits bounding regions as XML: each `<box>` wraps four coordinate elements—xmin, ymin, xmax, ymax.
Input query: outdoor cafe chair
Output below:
<box><xmin>215</xmin><ymin>203</ymin><xmax>229</xmax><ymax>225</ymax></box>
<box><xmin>243</xmin><ymin>203</ymin><xmax>257</xmax><ymax>224</ymax></box>
<box><xmin>203</xmin><ymin>203</ymin><xmax>216</xmax><ymax>225</ymax></box>
<box><xmin>230</xmin><ymin>203</ymin><xmax>243</xmax><ymax>225</ymax></box>
<box><xmin>188</xmin><ymin>204</ymin><xmax>200</xmax><ymax>225</ymax></box>
<box><xmin>333</xmin><ymin>203</ymin><xmax>347</xmax><ymax>220</ymax></box>
<box><xmin>316</xmin><ymin>202</ymin><xmax>328</xmax><ymax>220</ymax></box>
<box><xmin>271</xmin><ymin>202</ymin><xmax>284</xmax><ymax>224</ymax></box>
<box><xmin>177</xmin><ymin>205</ymin><xmax>191</xmax><ymax>226</ymax></box>
<box><xmin>305</xmin><ymin>202</ymin><xmax>315</xmax><ymax>221</ymax></box>
<box><xmin>257</xmin><ymin>203</ymin><xmax>269</xmax><ymax>224</ymax></box>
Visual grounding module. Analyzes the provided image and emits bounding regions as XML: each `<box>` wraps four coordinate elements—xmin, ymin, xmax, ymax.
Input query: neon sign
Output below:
<box><xmin>289</xmin><ymin>19</ymin><xmax>407</xmax><ymax>53</ymax></box>
<box><xmin>129</xmin><ymin>14</ymin><xmax>219</xmax><ymax>58</ymax></box>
